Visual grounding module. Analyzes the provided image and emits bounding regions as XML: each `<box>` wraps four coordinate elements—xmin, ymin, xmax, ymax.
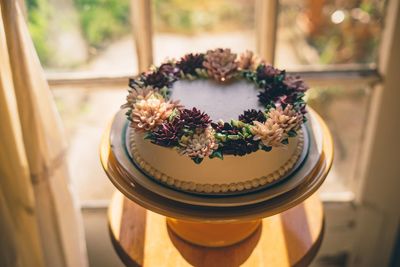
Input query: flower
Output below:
<box><xmin>179</xmin><ymin>107</ymin><xmax>211</xmax><ymax>131</ymax></box>
<box><xmin>179</xmin><ymin>127</ymin><xmax>218</xmax><ymax>159</ymax></box>
<box><xmin>237</xmin><ymin>50</ymin><xmax>261</xmax><ymax>70</ymax></box>
<box><xmin>256</xmin><ymin>64</ymin><xmax>282</xmax><ymax>82</ymax></box>
<box><xmin>142</xmin><ymin>70</ymin><xmax>171</xmax><ymax>88</ymax></box>
<box><xmin>283</xmin><ymin>75</ymin><xmax>309</xmax><ymax>92</ymax></box>
<box><xmin>149</xmin><ymin>118</ymin><xmax>183</xmax><ymax>147</ymax></box>
<box><xmin>251</xmin><ymin>120</ymin><xmax>286</xmax><ymax>147</ymax></box>
<box><xmin>121</xmin><ymin>84</ymin><xmax>155</xmax><ymax>109</ymax></box>
<box><xmin>176</xmin><ymin>53</ymin><xmax>205</xmax><ymax>76</ymax></box>
<box><xmin>212</xmin><ymin>122</ymin><xmax>259</xmax><ymax>156</ymax></box>
<box><xmin>257</xmin><ymin>83</ymin><xmax>288</xmax><ymax>105</ymax></box>
<box><xmin>158</xmin><ymin>62</ymin><xmax>180</xmax><ymax>77</ymax></box>
<box><xmin>267</xmin><ymin>105</ymin><xmax>303</xmax><ymax>133</ymax></box>
<box><xmin>129</xmin><ymin>93</ymin><xmax>176</xmax><ymax>131</ymax></box>
<box><xmin>203</xmin><ymin>48</ymin><xmax>238</xmax><ymax>82</ymax></box>
<box><xmin>238</xmin><ymin>109</ymin><xmax>266</xmax><ymax>124</ymax></box>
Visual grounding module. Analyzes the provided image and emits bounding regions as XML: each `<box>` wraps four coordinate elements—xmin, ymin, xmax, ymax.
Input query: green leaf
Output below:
<box><xmin>261</xmin><ymin>146</ymin><xmax>272</xmax><ymax>152</ymax></box>
<box><xmin>231</xmin><ymin>120</ymin><xmax>245</xmax><ymax>128</ymax></box>
<box><xmin>159</xmin><ymin>87</ymin><xmax>170</xmax><ymax>99</ymax></box>
<box><xmin>215</xmin><ymin>133</ymin><xmax>227</xmax><ymax>142</ymax></box>
<box><xmin>192</xmin><ymin>157</ymin><xmax>203</xmax><ymax>164</ymax></box>
<box><xmin>227</xmin><ymin>135</ymin><xmax>240</xmax><ymax>140</ymax></box>
<box><xmin>168</xmin><ymin>108</ymin><xmax>179</xmax><ymax>121</ymax></box>
<box><xmin>144</xmin><ymin>133</ymin><xmax>153</xmax><ymax>140</ymax></box>
<box><xmin>288</xmin><ymin>130</ymin><xmax>297</xmax><ymax>137</ymax></box>
<box><xmin>209</xmin><ymin>150</ymin><xmax>223</xmax><ymax>160</ymax></box>
<box><xmin>282</xmin><ymin>138</ymin><xmax>289</xmax><ymax>145</ymax></box>
<box><xmin>179</xmin><ymin>135</ymin><xmax>189</xmax><ymax>143</ymax></box>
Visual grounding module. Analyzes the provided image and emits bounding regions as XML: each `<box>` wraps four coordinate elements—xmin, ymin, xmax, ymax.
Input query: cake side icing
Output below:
<box><xmin>130</xmin><ymin>130</ymin><xmax>304</xmax><ymax>193</ymax></box>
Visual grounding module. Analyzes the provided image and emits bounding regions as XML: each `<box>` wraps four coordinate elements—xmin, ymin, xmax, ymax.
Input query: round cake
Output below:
<box><xmin>122</xmin><ymin>48</ymin><xmax>309</xmax><ymax>194</ymax></box>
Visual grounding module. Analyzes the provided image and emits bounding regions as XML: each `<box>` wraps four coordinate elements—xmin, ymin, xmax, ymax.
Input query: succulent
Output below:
<box><xmin>121</xmin><ymin>85</ymin><xmax>155</xmax><ymax>109</ymax></box>
<box><xmin>238</xmin><ymin>109</ymin><xmax>266</xmax><ymax>124</ymax></box>
<box><xmin>267</xmin><ymin>105</ymin><xmax>303</xmax><ymax>134</ymax></box>
<box><xmin>158</xmin><ymin>62</ymin><xmax>180</xmax><ymax>77</ymax></box>
<box><xmin>237</xmin><ymin>50</ymin><xmax>261</xmax><ymax>70</ymax></box>
<box><xmin>179</xmin><ymin>107</ymin><xmax>211</xmax><ymax>131</ymax></box>
<box><xmin>141</xmin><ymin>70</ymin><xmax>172</xmax><ymax>89</ymax></box>
<box><xmin>257</xmin><ymin>83</ymin><xmax>288</xmax><ymax>105</ymax></box>
<box><xmin>149</xmin><ymin>118</ymin><xmax>183</xmax><ymax>147</ymax></box>
<box><xmin>129</xmin><ymin>93</ymin><xmax>176</xmax><ymax>132</ymax></box>
<box><xmin>251</xmin><ymin>120</ymin><xmax>287</xmax><ymax>148</ymax></box>
<box><xmin>179</xmin><ymin>127</ymin><xmax>218</xmax><ymax>163</ymax></box>
<box><xmin>203</xmin><ymin>48</ymin><xmax>238</xmax><ymax>82</ymax></box>
<box><xmin>212</xmin><ymin>122</ymin><xmax>259</xmax><ymax>156</ymax></box>
<box><xmin>176</xmin><ymin>53</ymin><xmax>205</xmax><ymax>76</ymax></box>
<box><xmin>256</xmin><ymin>64</ymin><xmax>283</xmax><ymax>83</ymax></box>
<box><xmin>283</xmin><ymin>75</ymin><xmax>309</xmax><ymax>92</ymax></box>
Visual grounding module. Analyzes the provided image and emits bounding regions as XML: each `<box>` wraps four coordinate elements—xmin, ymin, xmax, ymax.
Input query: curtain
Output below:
<box><xmin>0</xmin><ymin>1</ymin><xmax>88</xmax><ymax>267</ymax></box>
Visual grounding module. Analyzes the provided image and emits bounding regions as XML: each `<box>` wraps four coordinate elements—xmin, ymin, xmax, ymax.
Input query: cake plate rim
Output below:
<box><xmin>108</xmin><ymin>109</ymin><xmax>321</xmax><ymax>207</ymax></box>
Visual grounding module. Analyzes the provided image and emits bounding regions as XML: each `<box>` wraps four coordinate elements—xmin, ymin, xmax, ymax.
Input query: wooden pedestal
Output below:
<box><xmin>108</xmin><ymin>191</ymin><xmax>324</xmax><ymax>267</ymax></box>
<box><xmin>103</xmin><ymin>108</ymin><xmax>333</xmax><ymax>266</ymax></box>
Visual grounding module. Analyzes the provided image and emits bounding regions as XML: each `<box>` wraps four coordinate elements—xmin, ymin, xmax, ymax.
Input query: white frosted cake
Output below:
<box><xmin>122</xmin><ymin>49</ymin><xmax>308</xmax><ymax>194</ymax></box>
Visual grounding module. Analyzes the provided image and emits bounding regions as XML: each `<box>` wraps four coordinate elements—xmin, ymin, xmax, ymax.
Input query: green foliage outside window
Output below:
<box><xmin>26</xmin><ymin>0</ymin><xmax>52</xmax><ymax>64</ymax></box>
<box><xmin>73</xmin><ymin>0</ymin><xmax>130</xmax><ymax>49</ymax></box>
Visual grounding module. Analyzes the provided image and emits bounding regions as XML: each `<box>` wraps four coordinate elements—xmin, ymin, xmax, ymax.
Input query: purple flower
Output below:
<box><xmin>283</xmin><ymin>75</ymin><xmax>309</xmax><ymax>92</ymax></box>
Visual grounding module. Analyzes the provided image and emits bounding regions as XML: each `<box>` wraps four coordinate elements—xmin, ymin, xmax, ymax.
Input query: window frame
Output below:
<box><xmin>43</xmin><ymin>0</ymin><xmax>399</xmax><ymax>265</ymax></box>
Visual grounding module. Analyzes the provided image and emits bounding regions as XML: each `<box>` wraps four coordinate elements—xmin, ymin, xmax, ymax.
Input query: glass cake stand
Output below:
<box><xmin>100</xmin><ymin>108</ymin><xmax>333</xmax><ymax>252</ymax></box>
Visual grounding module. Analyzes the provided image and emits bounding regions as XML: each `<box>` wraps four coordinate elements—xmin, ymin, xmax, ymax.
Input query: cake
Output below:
<box><xmin>122</xmin><ymin>48</ymin><xmax>308</xmax><ymax>194</ymax></box>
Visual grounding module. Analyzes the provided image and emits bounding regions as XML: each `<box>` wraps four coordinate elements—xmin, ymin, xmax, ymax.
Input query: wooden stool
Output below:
<box><xmin>108</xmin><ymin>191</ymin><xmax>324</xmax><ymax>267</ymax></box>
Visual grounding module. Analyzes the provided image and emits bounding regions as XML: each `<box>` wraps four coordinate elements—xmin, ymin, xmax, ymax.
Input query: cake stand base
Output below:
<box><xmin>108</xmin><ymin>191</ymin><xmax>325</xmax><ymax>267</ymax></box>
<box><xmin>166</xmin><ymin>218</ymin><xmax>261</xmax><ymax>247</ymax></box>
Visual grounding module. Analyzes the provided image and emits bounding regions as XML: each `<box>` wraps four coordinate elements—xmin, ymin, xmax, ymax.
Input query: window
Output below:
<box><xmin>28</xmin><ymin>0</ymin><xmax>398</xmax><ymax>265</ymax></box>
<box><xmin>28</xmin><ymin>0</ymin><xmax>382</xmax><ymax>202</ymax></box>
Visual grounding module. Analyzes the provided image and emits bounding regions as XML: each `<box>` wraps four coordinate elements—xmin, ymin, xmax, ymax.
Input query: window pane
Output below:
<box><xmin>152</xmin><ymin>0</ymin><xmax>255</xmax><ymax>64</ymax></box>
<box><xmin>53</xmin><ymin>88</ymin><xmax>126</xmax><ymax>201</ymax></box>
<box><xmin>306</xmin><ymin>84</ymin><xmax>372</xmax><ymax>193</ymax></box>
<box><xmin>26</xmin><ymin>0</ymin><xmax>137</xmax><ymax>73</ymax></box>
<box><xmin>276</xmin><ymin>0</ymin><xmax>384</xmax><ymax>68</ymax></box>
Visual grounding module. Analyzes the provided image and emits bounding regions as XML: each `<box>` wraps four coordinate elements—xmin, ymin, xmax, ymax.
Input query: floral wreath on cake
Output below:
<box><xmin>122</xmin><ymin>48</ymin><xmax>308</xmax><ymax>164</ymax></box>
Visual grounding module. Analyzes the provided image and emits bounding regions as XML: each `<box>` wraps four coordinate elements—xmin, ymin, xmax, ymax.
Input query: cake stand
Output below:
<box><xmin>101</xmin><ymin>108</ymin><xmax>333</xmax><ymax>266</ymax></box>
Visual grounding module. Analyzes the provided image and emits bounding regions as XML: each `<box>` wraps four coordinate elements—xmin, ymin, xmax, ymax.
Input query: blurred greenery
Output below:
<box><xmin>26</xmin><ymin>0</ymin><xmax>383</xmax><ymax>67</ymax></box>
<box><xmin>73</xmin><ymin>0</ymin><xmax>130</xmax><ymax>49</ymax></box>
<box><xmin>26</xmin><ymin>0</ymin><xmax>52</xmax><ymax>64</ymax></box>
<box><xmin>309</xmin><ymin>2</ymin><xmax>382</xmax><ymax>65</ymax></box>
<box><xmin>153</xmin><ymin>0</ymin><xmax>254</xmax><ymax>34</ymax></box>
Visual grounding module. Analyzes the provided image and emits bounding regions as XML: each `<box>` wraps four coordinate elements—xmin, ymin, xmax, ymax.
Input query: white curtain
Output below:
<box><xmin>0</xmin><ymin>1</ymin><xmax>88</xmax><ymax>267</ymax></box>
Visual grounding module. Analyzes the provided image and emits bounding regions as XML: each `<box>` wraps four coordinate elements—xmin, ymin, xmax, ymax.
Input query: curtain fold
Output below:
<box><xmin>0</xmin><ymin>1</ymin><xmax>88</xmax><ymax>266</ymax></box>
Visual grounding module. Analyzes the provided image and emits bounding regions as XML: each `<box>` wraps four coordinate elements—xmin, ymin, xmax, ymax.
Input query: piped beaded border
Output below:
<box><xmin>128</xmin><ymin>130</ymin><xmax>304</xmax><ymax>194</ymax></box>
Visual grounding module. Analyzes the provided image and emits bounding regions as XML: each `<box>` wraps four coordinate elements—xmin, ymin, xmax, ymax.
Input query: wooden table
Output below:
<box><xmin>108</xmin><ymin>191</ymin><xmax>324</xmax><ymax>267</ymax></box>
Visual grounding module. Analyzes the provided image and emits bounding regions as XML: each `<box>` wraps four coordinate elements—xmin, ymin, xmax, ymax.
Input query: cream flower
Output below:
<box><xmin>251</xmin><ymin>120</ymin><xmax>286</xmax><ymax>147</ymax></box>
<box><xmin>203</xmin><ymin>48</ymin><xmax>238</xmax><ymax>82</ymax></box>
<box><xmin>130</xmin><ymin>94</ymin><xmax>175</xmax><ymax>131</ymax></box>
<box><xmin>180</xmin><ymin>127</ymin><xmax>218</xmax><ymax>159</ymax></box>
<box><xmin>267</xmin><ymin>105</ymin><xmax>303</xmax><ymax>133</ymax></box>
<box><xmin>121</xmin><ymin>85</ymin><xmax>155</xmax><ymax>109</ymax></box>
